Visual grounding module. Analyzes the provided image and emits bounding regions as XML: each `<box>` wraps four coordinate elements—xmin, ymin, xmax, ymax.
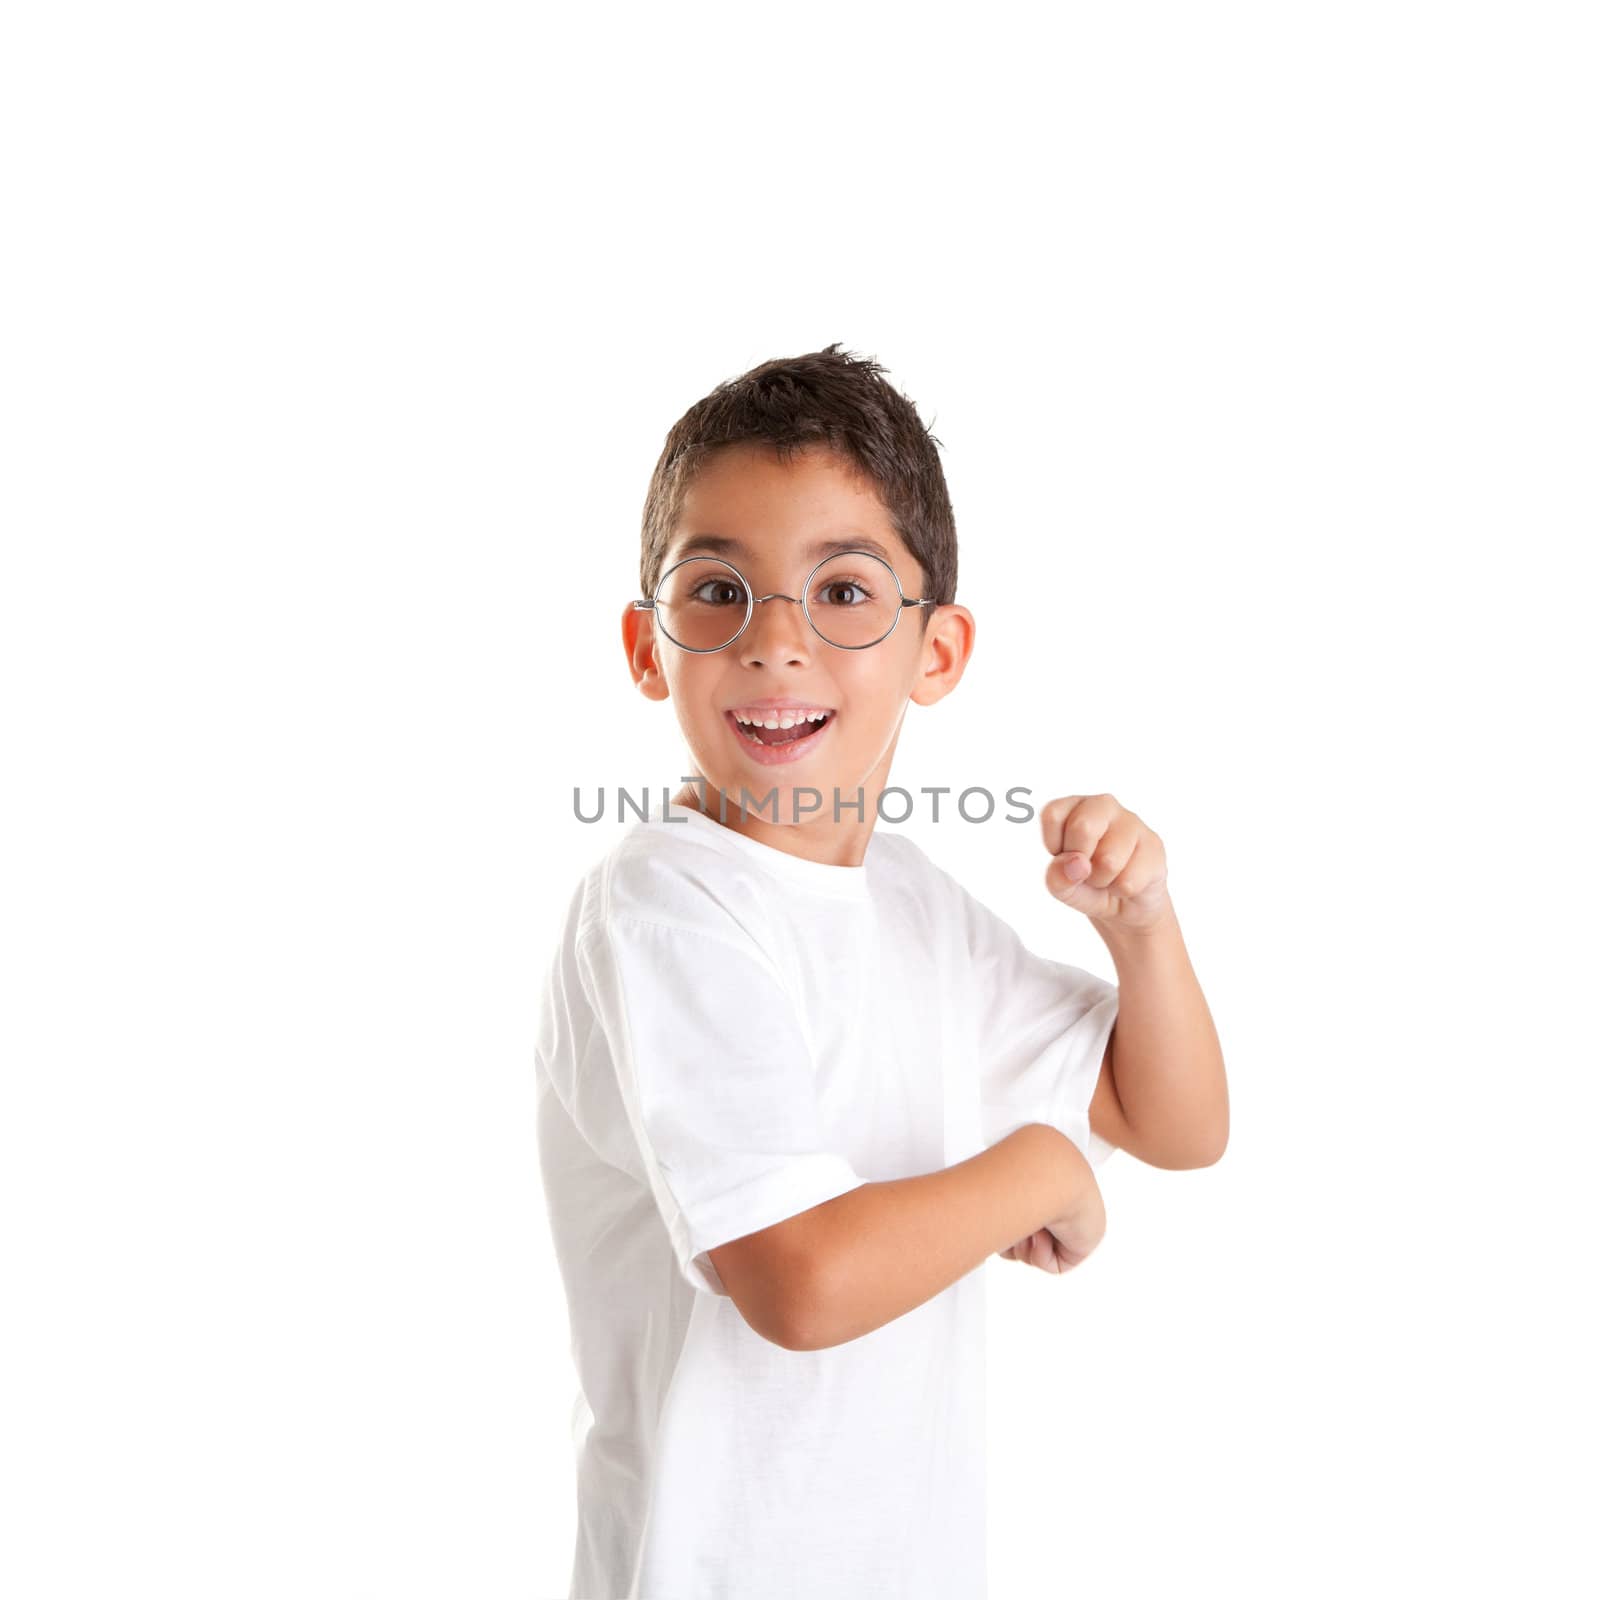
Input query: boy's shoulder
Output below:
<box><xmin>612</xmin><ymin>809</ymin><xmax>766</xmax><ymax>914</ymax></box>
<box><xmin>565</xmin><ymin>809</ymin><xmax>780</xmax><ymax>954</ymax></box>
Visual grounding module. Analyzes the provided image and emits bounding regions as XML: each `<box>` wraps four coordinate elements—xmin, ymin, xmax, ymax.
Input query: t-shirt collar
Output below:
<box><xmin>663</xmin><ymin>800</ymin><xmax>874</xmax><ymax>900</ymax></box>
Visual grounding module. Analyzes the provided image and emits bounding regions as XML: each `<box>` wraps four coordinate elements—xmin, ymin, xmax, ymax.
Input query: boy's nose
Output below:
<box><xmin>739</xmin><ymin>595</ymin><xmax>813</xmax><ymax>665</ymax></box>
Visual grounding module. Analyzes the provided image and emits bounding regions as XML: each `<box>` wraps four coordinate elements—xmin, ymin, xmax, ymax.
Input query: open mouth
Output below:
<box><xmin>725</xmin><ymin>707</ymin><xmax>836</xmax><ymax>760</ymax></box>
<box><xmin>732</xmin><ymin>710</ymin><xmax>834</xmax><ymax>746</ymax></box>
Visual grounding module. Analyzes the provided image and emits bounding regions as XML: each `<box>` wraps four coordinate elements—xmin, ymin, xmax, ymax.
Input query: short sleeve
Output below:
<box><xmin>959</xmin><ymin>885</ymin><xmax>1121</xmax><ymax>1169</ymax></box>
<box><xmin>578</xmin><ymin>913</ymin><xmax>867</xmax><ymax>1296</ymax></box>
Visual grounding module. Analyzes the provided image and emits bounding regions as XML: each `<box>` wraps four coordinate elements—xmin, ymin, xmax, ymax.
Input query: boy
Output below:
<box><xmin>535</xmin><ymin>344</ymin><xmax>1228</xmax><ymax>1599</ymax></box>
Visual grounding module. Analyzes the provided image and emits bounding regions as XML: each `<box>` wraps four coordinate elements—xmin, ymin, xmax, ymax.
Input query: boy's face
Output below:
<box><xmin>624</xmin><ymin>442</ymin><xmax>972</xmax><ymax>837</ymax></box>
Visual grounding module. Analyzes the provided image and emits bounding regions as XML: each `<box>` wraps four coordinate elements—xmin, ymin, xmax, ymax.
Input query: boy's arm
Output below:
<box><xmin>1091</xmin><ymin>904</ymin><xmax>1228</xmax><ymax>1169</ymax></box>
<box><xmin>710</xmin><ymin>1123</ymin><xmax>1100</xmax><ymax>1351</ymax></box>
<box><xmin>1029</xmin><ymin>792</ymin><xmax>1228</xmax><ymax>1170</ymax></box>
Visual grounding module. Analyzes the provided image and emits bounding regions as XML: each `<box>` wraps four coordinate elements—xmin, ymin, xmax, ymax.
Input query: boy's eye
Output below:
<box><xmin>814</xmin><ymin>578</ymin><xmax>875</xmax><ymax>607</ymax></box>
<box><xmin>689</xmin><ymin>579</ymin><xmax>747</xmax><ymax>606</ymax></box>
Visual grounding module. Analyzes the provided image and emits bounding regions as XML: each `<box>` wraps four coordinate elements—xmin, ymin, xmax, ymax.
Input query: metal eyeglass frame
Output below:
<box><xmin>631</xmin><ymin>548</ymin><xmax>938</xmax><ymax>653</ymax></box>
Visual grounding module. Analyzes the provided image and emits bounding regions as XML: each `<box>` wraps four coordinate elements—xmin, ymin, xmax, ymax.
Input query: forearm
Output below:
<box><xmin>792</xmin><ymin>1123</ymin><xmax>1102</xmax><ymax>1350</ymax></box>
<box><xmin>1095</xmin><ymin>901</ymin><xmax>1228</xmax><ymax>1165</ymax></box>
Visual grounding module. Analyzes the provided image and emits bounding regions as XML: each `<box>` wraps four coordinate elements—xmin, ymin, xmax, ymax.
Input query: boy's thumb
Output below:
<box><xmin>1046</xmin><ymin>851</ymin><xmax>1093</xmax><ymax>904</ymax></box>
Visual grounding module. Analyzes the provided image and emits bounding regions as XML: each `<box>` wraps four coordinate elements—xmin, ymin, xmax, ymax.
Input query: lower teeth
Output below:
<box><xmin>747</xmin><ymin>717</ymin><xmax>826</xmax><ymax>746</ymax></box>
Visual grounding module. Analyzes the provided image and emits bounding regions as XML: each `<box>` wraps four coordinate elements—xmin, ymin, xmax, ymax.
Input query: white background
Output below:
<box><xmin>4</xmin><ymin>3</ymin><xmax>1596</xmax><ymax>1597</ymax></box>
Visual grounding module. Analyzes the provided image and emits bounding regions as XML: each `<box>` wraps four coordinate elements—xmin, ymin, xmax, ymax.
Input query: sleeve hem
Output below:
<box><xmin>1048</xmin><ymin>989</ymin><xmax>1120</xmax><ymax>1170</ymax></box>
<box><xmin>670</xmin><ymin>1153</ymin><xmax>866</xmax><ymax>1297</ymax></box>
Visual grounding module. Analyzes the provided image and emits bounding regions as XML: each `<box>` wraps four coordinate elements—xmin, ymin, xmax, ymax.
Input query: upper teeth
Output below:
<box><xmin>733</xmin><ymin>708</ymin><xmax>831</xmax><ymax>729</ymax></box>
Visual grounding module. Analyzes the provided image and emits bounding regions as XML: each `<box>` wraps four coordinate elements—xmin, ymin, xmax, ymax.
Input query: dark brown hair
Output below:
<box><xmin>639</xmin><ymin>343</ymin><xmax>957</xmax><ymax>626</ymax></box>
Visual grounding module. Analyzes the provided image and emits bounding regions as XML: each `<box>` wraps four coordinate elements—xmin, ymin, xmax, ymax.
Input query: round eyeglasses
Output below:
<box><xmin>633</xmin><ymin>549</ymin><xmax>938</xmax><ymax>654</ymax></box>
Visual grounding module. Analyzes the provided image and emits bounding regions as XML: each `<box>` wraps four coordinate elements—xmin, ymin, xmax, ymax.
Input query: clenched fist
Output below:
<box><xmin>997</xmin><ymin>1166</ymin><xmax>1107</xmax><ymax>1275</ymax></box>
<box><xmin>1039</xmin><ymin>792</ymin><xmax>1172</xmax><ymax>934</ymax></box>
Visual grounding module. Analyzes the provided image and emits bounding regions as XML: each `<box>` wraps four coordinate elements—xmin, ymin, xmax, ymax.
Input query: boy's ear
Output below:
<box><xmin>621</xmin><ymin>601</ymin><xmax>671</xmax><ymax>702</ymax></box>
<box><xmin>908</xmin><ymin>602</ymin><xmax>975</xmax><ymax>709</ymax></box>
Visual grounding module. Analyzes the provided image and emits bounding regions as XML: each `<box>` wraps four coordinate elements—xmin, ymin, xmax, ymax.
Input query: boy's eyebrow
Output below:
<box><xmin>669</xmin><ymin>533</ymin><xmax>895</xmax><ymax>565</ymax></box>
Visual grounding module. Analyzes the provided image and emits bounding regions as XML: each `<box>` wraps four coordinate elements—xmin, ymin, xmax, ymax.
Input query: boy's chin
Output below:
<box><xmin>695</xmin><ymin>766</ymin><xmax>869</xmax><ymax>822</ymax></box>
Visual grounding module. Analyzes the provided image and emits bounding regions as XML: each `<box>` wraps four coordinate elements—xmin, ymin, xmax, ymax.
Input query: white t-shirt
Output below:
<box><xmin>534</xmin><ymin>799</ymin><xmax>1118</xmax><ymax>1600</ymax></box>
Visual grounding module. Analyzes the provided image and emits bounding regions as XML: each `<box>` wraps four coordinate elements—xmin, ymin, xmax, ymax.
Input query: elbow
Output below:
<box><xmin>1129</xmin><ymin>1116</ymin><xmax>1229</xmax><ymax>1170</ymax></box>
<box><xmin>725</xmin><ymin>1245</ymin><xmax>840</xmax><ymax>1352</ymax></box>
<box><xmin>1143</xmin><ymin>1114</ymin><xmax>1228</xmax><ymax>1170</ymax></box>
<box><xmin>770</xmin><ymin>1253</ymin><xmax>841</xmax><ymax>1352</ymax></box>
<box><xmin>1187</xmin><ymin>1114</ymin><xmax>1230</xmax><ymax>1168</ymax></box>
<box><xmin>1171</xmin><ymin>1079</ymin><xmax>1229</xmax><ymax>1169</ymax></box>
<box><xmin>721</xmin><ymin>1198</ymin><xmax>864</xmax><ymax>1351</ymax></box>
